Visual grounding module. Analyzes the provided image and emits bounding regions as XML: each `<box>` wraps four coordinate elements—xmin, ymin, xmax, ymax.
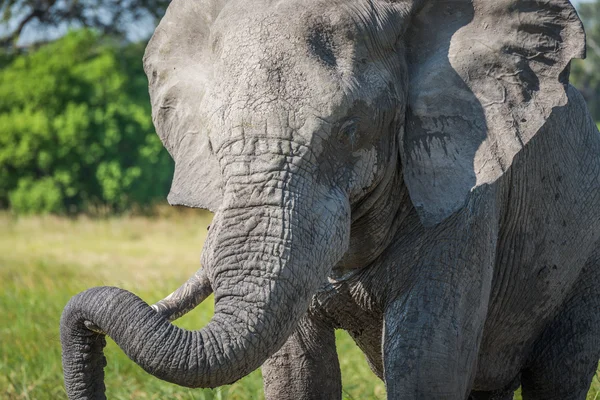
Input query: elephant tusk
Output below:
<box><xmin>151</xmin><ymin>268</ymin><xmax>213</xmax><ymax>322</ymax></box>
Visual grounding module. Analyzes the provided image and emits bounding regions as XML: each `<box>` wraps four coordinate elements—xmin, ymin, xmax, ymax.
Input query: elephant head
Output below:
<box><xmin>61</xmin><ymin>0</ymin><xmax>584</xmax><ymax>397</ymax></box>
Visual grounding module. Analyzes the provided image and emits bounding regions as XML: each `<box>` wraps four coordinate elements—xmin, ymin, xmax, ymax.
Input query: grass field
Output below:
<box><xmin>0</xmin><ymin>210</ymin><xmax>598</xmax><ymax>399</ymax></box>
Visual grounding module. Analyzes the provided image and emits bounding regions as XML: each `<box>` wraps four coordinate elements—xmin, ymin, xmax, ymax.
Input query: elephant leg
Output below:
<box><xmin>383</xmin><ymin>288</ymin><xmax>488</xmax><ymax>400</ymax></box>
<box><xmin>383</xmin><ymin>255</ymin><xmax>494</xmax><ymax>400</ymax></box>
<box><xmin>469</xmin><ymin>376</ymin><xmax>520</xmax><ymax>400</ymax></box>
<box><xmin>468</xmin><ymin>390</ymin><xmax>515</xmax><ymax>400</ymax></box>
<box><xmin>520</xmin><ymin>254</ymin><xmax>600</xmax><ymax>400</ymax></box>
<box><xmin>262</xmin><ymin>312</ymin><xmax>341</xmax><ymax>400</ymax></box>
<box><xmin>382</xmin><ymin>199</ymin><xmax>499</xmax><ymax>399</ymax></box>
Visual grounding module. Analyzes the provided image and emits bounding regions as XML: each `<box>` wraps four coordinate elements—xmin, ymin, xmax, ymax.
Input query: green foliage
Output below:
<box><xmin>8</xmin><ymin>177</ymin><xmax>63</xmax><ymax>214</ymax></box>
<box><xmin>571</xmin><ymin>0</ymin><xmax>600</xmax><ymax>122</ymax></box>
<box><xmin>0</xmin><ymin>30</ymin><xmax>173</xmax><ymax>214</ymax></box>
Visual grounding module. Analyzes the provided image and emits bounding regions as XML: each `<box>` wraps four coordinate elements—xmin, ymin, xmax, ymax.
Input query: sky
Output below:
<box><xmin>0</xmin><ymin>2</ymin><xmax>157</xmax><ymax>46</ymax></box>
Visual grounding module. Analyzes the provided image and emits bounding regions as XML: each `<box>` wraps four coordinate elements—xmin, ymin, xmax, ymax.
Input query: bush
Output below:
<box><xmin>0</xmin><ymin>30</ymin><xmax>173</xmax><ymax>214</ymax></box>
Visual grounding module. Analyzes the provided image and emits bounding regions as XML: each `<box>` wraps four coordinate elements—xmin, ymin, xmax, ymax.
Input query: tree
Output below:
<box><xmin>571</xmin><ymin>1</ymin><xmax>600</xmax><ymax>122</ymax></box>
<box><xmin>0</xmin><ymin>30</ymin><xmax>173</xmax><ymax>213</ymax></box>
<box><xmin>0</xmin><ymin>0</ymin><xmax>169</xmax><ymax>47</ymax></box>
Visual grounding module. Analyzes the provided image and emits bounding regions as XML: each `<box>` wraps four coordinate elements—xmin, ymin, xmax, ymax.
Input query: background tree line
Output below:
<box><xmin>0</xmin><ymin>0</ymin><xmax>599</xmax><ymax>215</ymax></box>
<box><xmin>0</xmin><ymin>0</ymin><xmax>171</xmax><ymax>214</ymax></box>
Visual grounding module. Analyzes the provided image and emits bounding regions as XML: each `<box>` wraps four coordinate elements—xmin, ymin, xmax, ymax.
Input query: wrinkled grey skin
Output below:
<box><xmin>60</xmin><ymin>0</ymin><xmax>600</xmax><ymax>399</ymax></box>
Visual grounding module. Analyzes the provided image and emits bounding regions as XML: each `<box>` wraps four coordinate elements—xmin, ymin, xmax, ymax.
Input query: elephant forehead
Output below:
<box><xmin>210</xmin><ymin>12</ymin><xmax>347</xmax><ymax>100</ymax></box>
<box><xmin>199</xmin><ymin>0</ymin><xmax>400</xmax><ymax>151</ymax></box>
<box><xmin>213</xmin><ymin>0</ymin><xmax>356</xmax><ymax>41</ymax></box>
<box><xmin>212</xmin><ymin>3</ymin><xmax>319</xmax><ymax>56</ymax></box>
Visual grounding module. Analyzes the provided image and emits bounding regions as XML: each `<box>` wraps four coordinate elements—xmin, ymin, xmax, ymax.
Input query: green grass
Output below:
<box><xmin>0</xmin><ymin>211</ymin><xmax>598</xmax><ymax>399</ymax></box>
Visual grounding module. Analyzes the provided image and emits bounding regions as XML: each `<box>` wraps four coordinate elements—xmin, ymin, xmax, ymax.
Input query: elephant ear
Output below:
<box><xmin>401</xmin><ymin>0</ymin><xmax>585</xmax><ymax>226</ymax></box>
<box><xmin>143</xmin><ymin>0</ymin><xmax>228</xmax><ymax>212</ymax></box>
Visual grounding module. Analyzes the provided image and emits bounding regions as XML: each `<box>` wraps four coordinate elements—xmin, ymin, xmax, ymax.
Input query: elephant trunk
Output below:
<box><xmin>60</xmin><ymin>161</ymin><xmax>350</xmax><ymax>398</ymax></box>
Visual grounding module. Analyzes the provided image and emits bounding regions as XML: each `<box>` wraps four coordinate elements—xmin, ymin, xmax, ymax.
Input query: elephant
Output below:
<box><xmin>60</xmin><ymin>0</ymin><xmax>600</xmax><ymax>398</ymax></box>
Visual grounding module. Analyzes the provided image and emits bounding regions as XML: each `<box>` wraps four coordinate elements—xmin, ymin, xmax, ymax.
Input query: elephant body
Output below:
<box><xmin>264</xmin><ymin>86</ymin><xmax>600</xmax><ymax>399</ymax></box>
<box><xmin>60</xmin><ymin>0</ymin><xmax>600</xmax><ymax>399</ymax></box>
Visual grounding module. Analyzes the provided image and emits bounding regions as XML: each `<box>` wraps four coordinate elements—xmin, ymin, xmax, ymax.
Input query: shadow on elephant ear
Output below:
<box><xmin>399</xmin><ymin>0</ymin><xmax>584</xmax><ymax>227</ymax></box>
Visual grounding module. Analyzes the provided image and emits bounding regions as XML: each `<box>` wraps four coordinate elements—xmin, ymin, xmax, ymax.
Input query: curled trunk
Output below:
<box><xmin>61</xmin><ymin>171</ymin><xmax>350</xmax><ymax>399</ymax></box>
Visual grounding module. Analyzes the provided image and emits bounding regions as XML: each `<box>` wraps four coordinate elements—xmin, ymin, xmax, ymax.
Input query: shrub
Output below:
<box><xmin>0</xmin><ymin>30</ymin><xmax>173</xmax><ymax>214</ymax></box>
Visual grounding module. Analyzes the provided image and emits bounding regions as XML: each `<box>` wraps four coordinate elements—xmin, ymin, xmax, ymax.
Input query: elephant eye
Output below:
<box><xmin>338</xmin><ymin>118</ymin><xmax>359</xmax><ymax>145</ymax></box>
